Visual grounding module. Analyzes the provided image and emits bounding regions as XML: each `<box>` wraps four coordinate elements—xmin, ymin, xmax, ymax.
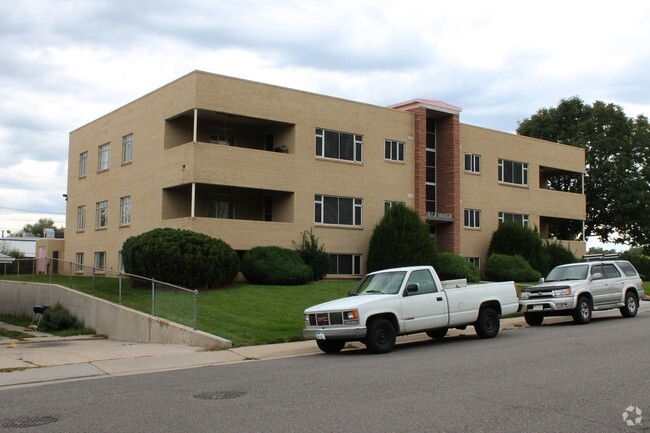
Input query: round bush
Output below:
<box><xmin>488</xmin><ymin>222</ymin><xmax>550</xmax><ymax>274</ymax></box>
<box><xmin>121</xmin><ymin>228</ymin><xmax>239</xmax><ymax>289</ymax></box>
<box><xmin>242</xmin><ymin>246</ymin><xmax>313</xmax><ymax>285</ymax></box>
<box><xmin>485</xmin><ymin>254</ymin><xmax>541</xmax><ymax>282</ymax></box>
<box><xmin>544</xmin><ymin>242</ymin><xmax>577</xmax><ymax>269</ymax></box>
<box><xmin>367</xmin><ymin>203</ymin><xmax>436</xmax><ymax>273</ymax></box>
<box><xmin>433</xmin><ymin>253</ymin><xmax>480</xmax><ymax>282</ymax></box>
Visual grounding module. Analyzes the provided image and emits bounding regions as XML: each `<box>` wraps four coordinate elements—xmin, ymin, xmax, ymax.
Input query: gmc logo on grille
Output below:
<box><xmin>316</xmin><ymin>314</ymin><xmax>329</xmax><ymax>325</ymax></box>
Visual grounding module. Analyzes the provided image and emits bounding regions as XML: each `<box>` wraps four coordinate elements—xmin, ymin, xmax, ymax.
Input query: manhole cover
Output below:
<box><xmin>1</xmin><ymin>415</ymin><xmax>59</xmax><ymax>428</ymax></box>
<box><xmin>193</xmin><ymin>391</ymin><xmax>246</xmax><ymax>400</ymax></box>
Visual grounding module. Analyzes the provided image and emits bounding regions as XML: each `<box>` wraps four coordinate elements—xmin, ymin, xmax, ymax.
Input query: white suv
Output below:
<box><xmin>519</xmin><ymin>256</ymin><xmax>644</xmax><ymax>326</ymax></box>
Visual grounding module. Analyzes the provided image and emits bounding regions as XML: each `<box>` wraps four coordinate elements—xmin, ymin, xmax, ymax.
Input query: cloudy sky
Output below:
<box><xmin>0</xmin><ymin>0</ymin><xmax>648</xmax><ymax>248</ymax></box>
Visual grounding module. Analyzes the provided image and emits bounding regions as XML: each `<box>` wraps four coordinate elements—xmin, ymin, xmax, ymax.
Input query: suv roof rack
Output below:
<box><xmin>582</xmin><ymin>253</ymin><xmax>621</xmax><ymax>262</ymax></box>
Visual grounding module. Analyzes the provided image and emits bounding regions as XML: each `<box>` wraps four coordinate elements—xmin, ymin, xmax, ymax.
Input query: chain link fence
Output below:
<box><xmin>2</xmin><ymin>257</ymin><xmax>198</xmax><ymax>330</ymax></box>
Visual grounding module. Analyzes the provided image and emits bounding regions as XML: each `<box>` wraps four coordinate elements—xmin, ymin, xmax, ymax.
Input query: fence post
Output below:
<box><xmin>119</xmin><ymin>272</ymin><xmax>123</xmax><ymax>305</ymax></box>
<box><xmin>32</xmin><ymin>258</ymin><xmax>35</xmax><ymax>282</ymax></box>
<box><xmin>49</xmin><ymin>258</ymin><xmax>53</xmax><ymax>283</ymax></box>
<box><xmin>17</xmin><ymin>259</ymin><xmax>20</xmax><ymax>277</ymax></box>
<box><xmin>92</xmin><ymin>267</ymin><xmax>95</xmax><ymax>295</ymax></box>
<box><xmin>193</xmin><ymin>289</ymin><xmax>199</xmax><ymax>330</ymax></box>
<box><xmin>69</xmin><ymin>261</ymin><xmax>73</xmax><ymax>288</ymax></box>
<box><xmin>151</xmin><ymin>279</ymin><xmax>156</xmax><ymax>317</ymax></box>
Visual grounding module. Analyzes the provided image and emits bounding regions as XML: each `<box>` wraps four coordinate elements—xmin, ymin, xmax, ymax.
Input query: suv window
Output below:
<box><xmin>602</xmin><ymin>264</ymin><xmax>621</xmax><ymax>279</ymax></box>
<box><xmin>406</xmin><ymin>269</ymin><xmax>438</xmax><ymax>295</ymax></box>
<box><xmin>590</xmin><ymin>265</ymin><xmax>604</xmax><ymax>278</ymax></box>
<box><xmin>616</xmin><ymin>261</ymin><xmax>638</xmax><ymax>277</ymax></box>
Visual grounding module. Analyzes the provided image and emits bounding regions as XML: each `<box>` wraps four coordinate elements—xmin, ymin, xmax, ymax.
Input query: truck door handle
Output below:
<box><xmin>436</xmin><ymin>297</ymin><xmax>443</xmax><ymax>302</ymax></box>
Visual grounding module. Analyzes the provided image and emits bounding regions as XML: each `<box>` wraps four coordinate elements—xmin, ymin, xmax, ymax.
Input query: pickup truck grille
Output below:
<box><xmin>308</xmin><ymin>312</ymin><xmax>343</xmax><ymax>326</ymax></box>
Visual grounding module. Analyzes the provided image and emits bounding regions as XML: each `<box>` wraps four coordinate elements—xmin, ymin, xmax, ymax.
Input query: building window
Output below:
<box><xmin>120</xmin><ymin>196</ymin><xmax>131</xmax><ymax>225</ymax></box>
<box><xmin>384</xmin><ymin>140</ymin><xmax>404</xmax><ymax>162</ymax></box>
<box><xmin>210</xmin><ymin>126</ymin><xmax>236</xmax><ymax>146</ymax></box>
<box><xmin>499</xmin><ymin>212</ymin><xmax>529</xmax><ymax>227</ymax></box>
<box><xmin>208</xmin><ymin>199</ymin><xmax>234</xmax><ymax>219</ymax></box>
<box><xmin>384</xmin><ymin>201</ymin><xmax>404</xmax><ymax>214</ymax></box>
<box><xmin>426</xmin><ymin>119</ymin><xmax>436</xmax><ymax>214</ymax></box>
<box><xmin>466</xmin><ymin>257</ymin><xmax>481</xmax><ymax>270</ymax></box>
<box><xmin>77</xmin><ymin>205</ymin><xmax>86</xmax><ymax>230</ymax></box>
<box><xmin>315</xmin><ymin>195</ymin><xmax>362</xmax><ymax>226</ymax></box>
<box><xmin>464</xmin><ymin>209</ymin><xmax>481</xmax><ymax>228</ymax></box>
<box><xmin>98</xmin><ymin>143</ymin><xmax>110</xmax><ymax>172</ymax></box>
<box><xmin>94</xmin><ymin>252</ymin><xmax>106</xmax><ymax>271</ymax></box>
<box><xmin>75</xmin><ymin>252</ymin><xmax>84</xmax><ymax>271</ymax></box>
<box><xmin>464</xmin><ymin>153</ymin><xmax>481</xmax><ymax>173</ymax></box>
<box><xmin>79</xmin><ymin>151</ymin><xmax>88</xmax><ymax>177</ymax></box>
<box><xmin>96</xmin><ymin>201</ymin><xmax>108</xmax><ymax>228</ymax></box>
<box><xmin>315</xmin><ymin>128</ymin><xmax>363</xmax><ymax>162</ymax></box>
<box><xmin>498</xmin><ymin>159</ymin><xmax>528</xmax><ymax>185</ymax></box>
<box><xmin>122</xmin><ymin>133</ymin><xmax>133</xmax><ymax>164</ymax></box>
<box><xmin>329</xmin><ymin>254</ymin><xmax>362</xmax><ymax>276</ymax></box>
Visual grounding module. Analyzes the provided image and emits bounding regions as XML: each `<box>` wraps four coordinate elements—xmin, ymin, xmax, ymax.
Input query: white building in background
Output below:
<box><xmin>0</xmin><ymin>237</ymin><xmax>36</xmax><ymax>258</ymax></box>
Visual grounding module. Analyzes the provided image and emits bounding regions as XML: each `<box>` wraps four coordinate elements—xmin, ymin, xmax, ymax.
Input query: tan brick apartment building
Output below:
<box><xmin>64</xmin><ymin>71</ymin><xmax>585</xmax><ymax>277</ymax></box>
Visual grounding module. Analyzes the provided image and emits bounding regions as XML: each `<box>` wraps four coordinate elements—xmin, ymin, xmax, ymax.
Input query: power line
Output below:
<box><xmin>0</xmin><ymin>207</ymin><xmax>65</xmax><ymax>216</ymax></box>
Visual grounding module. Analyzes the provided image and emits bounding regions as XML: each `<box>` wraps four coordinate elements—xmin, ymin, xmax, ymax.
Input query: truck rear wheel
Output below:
<box><xmin>474</xmin><ymin>307</ymin><xmax>500</xmax><ymax>338</ymax></box>
<box><xmin>572</xmin><ymin>296</ymin><xmax>592</xmax><ymax>324</ymax></box>
<box><xmin>365</xmin><ymin>318</ymin><xmax>396</xmax><ymax>354</ymax></box>
<box><xmin>316</xmin><ymin>339</ymin><xmax>346</xmax><ymax>354</ymax></box>
<box><xmin>524</xmin><ymin>313</ymin><xmax>544</xmax><ymax>326</ymax></box>
<box><xmin>620</xmin><ymin>291</ymin><xmax>639</xmax><ymax>318</ymax></box>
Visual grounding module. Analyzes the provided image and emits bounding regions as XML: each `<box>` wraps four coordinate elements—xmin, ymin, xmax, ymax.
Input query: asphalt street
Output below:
<box><xmin>0</xmin><ymin>307</ymin><xmax>649</xmax><ymax>433</ymax></box>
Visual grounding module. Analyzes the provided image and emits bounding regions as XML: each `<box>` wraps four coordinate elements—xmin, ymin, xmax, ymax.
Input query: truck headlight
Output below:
<box><xmin>520</xmin><ymin>292</ymin><xmax>530</xmax><ymax>300</ymax></box>
<box><xmin>553</xmin><ymin>288</ymin><xmax>572</xmax><ymax>297</ymax></box>
<box><xmin>304</xmin><ymin>314</ymin><xmax>310</xmax><ymax>326</ymax></box>
<box><xmin>343</xmin><ymin>310</ymin><xmax>359</xmax><ymax>325</ymax></box>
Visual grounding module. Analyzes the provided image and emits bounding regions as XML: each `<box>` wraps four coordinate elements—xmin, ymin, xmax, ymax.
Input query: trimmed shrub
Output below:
<box><xmin>293</xmin><ymin>229</ymin><xmax>330</xmax><ymax>281</ymax></box>
<box><xmin>242</xmin><ymin>246</ymin><xmax>313</xmax><ymax>285</ymax></box>
<box><xmin>367</xmin><ymin>203</ymin><xmax>436</xmax><ymax>273</ymax></box>
<box><xmin>40</xmin><ymin>303</ymin><xmax>79</xmax><ymax>331</ymax></box>
<box><xmin>544</xmin><ymin>242</ymin><xmax>577</xmax><ymax>269</ymax></box>
<box><xmin>433</xmin><ymin>253</ymin><xmax>480</xmax><ymax>282</ymax></box>
<box><xmin>121</xmin><ymin>228</ymin><xmax>239</xmax><ymax>289</ymax></box>
<box><xmin>485</xmin><ymin>254</ymin><xmax>541</xmax><ymax>282</ymax></box>
<box><xmin>487</xmin><ymin>222</ymin><xmax>550</xmax><ymax>275</ymax></box>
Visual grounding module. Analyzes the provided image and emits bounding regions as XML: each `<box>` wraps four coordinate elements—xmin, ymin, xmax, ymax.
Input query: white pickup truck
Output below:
<box><xmin>303</xmin><ymin>265</ymin><xmax>519</xmax><ymax>354</ymax></box>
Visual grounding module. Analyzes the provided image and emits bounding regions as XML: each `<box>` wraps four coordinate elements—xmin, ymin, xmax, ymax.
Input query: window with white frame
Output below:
<box><xmin>122</xmin><ymin>133</ymin><xmax>133</xmax><ymax>164</ymax></box>
<box><xmin>498</xmin><ymin>159</ymin><xmax>528</xmax><ymax>185</ymax></box>
<box><xmin>498</xmin><ymin>212</ymin><xmax>529</xmax><ymax>227</ymax></box>
<box><xmin>79</xmin><ymin>151</ymin><xmax>88</xmax><ymax>177</ymax></box>
<box><xmin>464</xmin><ymin>208</ymin><xmax>481</xmax><ymax>228</ymax></box>
<box><xmin>120</xmin><ymin>196</ymin><xmax>131</xmax><ymax>225</ymax></box>
<box><xmin>95</xmin><ymin>201</ymin><xmax>108</xmax><ymax>228</ymax></box>
<box><xmin>315</xmin><ymin>195</ymin><xmax>362</xmax><ymax>226</ymax></box>
<box><xmin>77</xmin><ymin>205</ymin><xmax>86</xmax><ymax>230</ymax></box>
<box><xmin>75</xmin><ymin>252</ymin><xmax>84</xmax><ymax>271</ymax></box>
<box><xmin>98</xmin><ymin>143</ymin><xmax>110</xmax><ymax>172</ymax></box>
<box><xmin>464</xmin><ymin>153</ymin><xmax>480</xmax><ymax>173</ymax></box>
<box><xmin>315</xmin><ymin>128</ymin><xmax>362</xmax><ymax>162</ymax></box>
<box><xmin>384</xmin><ymin>140</ymin><xmax>404</xmax><ymax>162</ymax></box>
<box><xmin>329</xmin><ymin>254</ymin><xmax>362</xmax><ymax>276</ymax></box>
<box><xmin>466</xmin><ymin>257</ymin><xmax>481</xmax><ymax>270</ymax></box>
<box><xmin>384</xmin><ymin>201</ymin><xmax>404</xmax><ymax>214</ymax></box>
<box><xmin>94</xmin><ymin>252</ymin><xmax>106</xmax><ymax>271</ymax></box>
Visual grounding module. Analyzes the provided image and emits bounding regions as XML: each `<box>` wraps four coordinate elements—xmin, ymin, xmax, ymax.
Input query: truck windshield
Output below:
<box><xmin>349</xmin><ymin>271</ymin><xmax>407</xmax><ymax>295</ymax></box>
<box><xmin>546</xmin><ymin>264</ymin><xmax>589</xmax><ymax>282</ymax></box>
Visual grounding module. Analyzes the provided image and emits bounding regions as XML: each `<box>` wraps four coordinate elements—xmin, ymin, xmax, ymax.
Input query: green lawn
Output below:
<box><xmin>2</xmin><ymin>275</ymin><xmax>356</xmax><ymax>347</ymax></box>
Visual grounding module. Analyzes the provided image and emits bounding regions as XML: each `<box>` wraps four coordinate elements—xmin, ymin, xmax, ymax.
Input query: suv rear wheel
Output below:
<box><xmin>620</xmin><ymin>291</ymin><xmax>639</xmax><ymax>318</ymax></box>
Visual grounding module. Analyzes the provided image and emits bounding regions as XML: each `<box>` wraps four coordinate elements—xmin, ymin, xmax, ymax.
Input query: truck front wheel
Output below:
<box><xmin>524</xmin><ymin>313</ymin><xmax>544</xmax><ymax>326</ymax></box>
<box><xmin>572</xmin><ymin>296</ymin><xmax>592</xmax><ymax>324</ymax></box>
<box><xmin>316</xmin><ymin>339</ymin><xmax>346</xmax><ymax>354</ymax></box>
<box><xmin>365</xmin><ymin>318</ymin><xmax>396</xmax><ymax>354</ymax></box>
<box><xmin>474</xmin><ymin>307</ymin><xmax>500</xmax><ymax>338</ymax></box>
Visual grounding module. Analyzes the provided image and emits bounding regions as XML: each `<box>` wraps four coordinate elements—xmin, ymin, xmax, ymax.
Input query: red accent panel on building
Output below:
<box><xmin>435</xmin><ymin>114</ymin><xmax>461</xmax><ymax>254</ymax></box>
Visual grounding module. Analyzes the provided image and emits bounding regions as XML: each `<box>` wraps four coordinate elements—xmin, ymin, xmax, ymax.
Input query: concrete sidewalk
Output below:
<box><xmin>2</xmin><ymin>301</ymin><xmax>648</xmax><ymax>389</ymax></box>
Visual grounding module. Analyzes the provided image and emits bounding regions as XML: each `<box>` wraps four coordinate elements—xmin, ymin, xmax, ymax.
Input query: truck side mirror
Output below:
<box><xmin>405</xmin><ymin>283</ymin><xmax>419</xmax><ymax>296</ymax></box>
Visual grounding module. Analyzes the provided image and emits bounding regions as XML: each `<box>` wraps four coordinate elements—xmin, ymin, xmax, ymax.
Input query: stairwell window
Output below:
<box><xmin>498</xmin><ymin>159</ymin><xmax>528</xmax><ymax>185</ymax></box>
<box><xmin>315</xmin><ymin>195</ymin><xmax>362</xmax><ymax>226</ymax></box>
<box><xmin>315</xmin><ymin>128</ymin><xmax>362</xmax><ymax>162</ymax></box>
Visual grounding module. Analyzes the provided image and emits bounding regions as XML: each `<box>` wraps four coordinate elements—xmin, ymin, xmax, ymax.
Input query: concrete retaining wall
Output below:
<box><xmin>0</xmin><ymin>280</ymin><xmax>232</xmax><ymax>349</ymax></box>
